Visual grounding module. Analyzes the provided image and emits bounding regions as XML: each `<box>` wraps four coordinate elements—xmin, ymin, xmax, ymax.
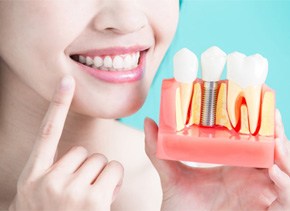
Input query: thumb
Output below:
<box><xmin>144</xmin><ymin>117</ymin><xmax>180</xmax><ymax>186</ymax></box>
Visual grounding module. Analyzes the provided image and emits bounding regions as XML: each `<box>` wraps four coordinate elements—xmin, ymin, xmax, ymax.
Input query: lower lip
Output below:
<box><xmin>75</xmin><ymin>51</ymin><xmax>146</xmax><ymax>83</ymax></box>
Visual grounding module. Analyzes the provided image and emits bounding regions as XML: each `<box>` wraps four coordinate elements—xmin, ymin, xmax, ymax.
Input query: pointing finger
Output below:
<box><xmin>25</xmin><ymin>75</ymin><xmax>75</xmax><ymax>177</ymax></box>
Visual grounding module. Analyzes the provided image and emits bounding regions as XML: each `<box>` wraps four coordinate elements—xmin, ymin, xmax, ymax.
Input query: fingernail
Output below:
<box><xmin>144</xmin><ymin>117</ymin><xmax>149</xmax><ymax>130</ymax></box>
<box><xmin>60</xmin><ymin>75</ymin><xmax>74</xmax><ymax>91</ymax></box>
<box><xmin>144</xmin><ymin>117</ymin><xmax>153</xmax><ymax>125</ymax></box>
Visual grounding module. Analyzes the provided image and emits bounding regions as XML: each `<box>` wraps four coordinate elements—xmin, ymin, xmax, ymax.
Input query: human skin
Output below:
<box><xmin>9</xmin><ymin>76</ymin><xmax>124</xmax><ymax>211</ymax></box>
<box><xmin>0</xmin><ymin>0</ymin><xmax>178</xmax><ymax>118</ymax></box>
<box><xmin>0</xmin><ymin>0</ymin><xmax>179</xmax><ymax>210</ymax></box>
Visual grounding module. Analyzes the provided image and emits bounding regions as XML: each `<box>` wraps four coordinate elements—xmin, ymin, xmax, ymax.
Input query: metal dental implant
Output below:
<box><xmin>200</xmin><ymin>46</ymin><xmax>227</xmax><ymax>127</ymax></box>
<box><xmin>201</xmin><ymin>81</ymin><xmax>218</xmax><ymax>126</ymax></box>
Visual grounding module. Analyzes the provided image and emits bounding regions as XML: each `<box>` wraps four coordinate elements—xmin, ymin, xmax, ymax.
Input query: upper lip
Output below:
<box><xmin>70</xmin><ymin>45</ymin><xmax>150</xmax><ymax>58</ymax></box>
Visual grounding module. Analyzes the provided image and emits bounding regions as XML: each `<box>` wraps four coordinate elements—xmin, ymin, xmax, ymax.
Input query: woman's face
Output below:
<box><xmin>0</xmin><ymin>0</ymin><xmax>179</xmax><ymax>118</ymax></box>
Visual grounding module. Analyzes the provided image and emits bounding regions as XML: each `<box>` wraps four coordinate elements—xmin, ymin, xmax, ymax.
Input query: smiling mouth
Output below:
<box><xmin>70</xmin><ymin>49</ymin><xmax>148</xmax><ymax>83</ymax></box>
<box><xmin>71</xmin><ymin>51</ymin><xmax>142</xmax><ymax>72</ymax></box>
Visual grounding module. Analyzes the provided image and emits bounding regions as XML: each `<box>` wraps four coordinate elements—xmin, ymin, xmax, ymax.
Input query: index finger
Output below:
<box><xmin>275</xmin><ymin>109</ymin><xmax>287</xmax><ymax>141</ymax></box>
<box><xmin>26</xmin><ymin>75</ymin><xmax>75</xmax><ymax>176</ymax></box>
<box><xmin>274</xmin><ymin>109</ymin><xmax>290</xmax><ymax>175</ymax></box>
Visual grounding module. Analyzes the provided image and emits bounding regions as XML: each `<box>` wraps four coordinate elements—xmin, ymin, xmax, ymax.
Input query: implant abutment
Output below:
<box><xmin>201</xmin><ymin>81</ymin><xmax>218</xmax><ymax>127</ymax></box>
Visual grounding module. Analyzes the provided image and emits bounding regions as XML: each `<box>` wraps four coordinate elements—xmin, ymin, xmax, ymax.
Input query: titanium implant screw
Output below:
<box><xmin>201</xmin><ymin>81</ymin><xmax>218</xmax><ymax>127</ymax></box>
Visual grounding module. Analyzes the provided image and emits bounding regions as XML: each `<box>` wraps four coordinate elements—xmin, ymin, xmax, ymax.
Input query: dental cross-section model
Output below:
<box><xmin>227</xmin><ymin>52</ymin><xmax>268</xmax><ymax>134</ymax></box>
<box><xmin>157</xmin><ymin>47</ymin><xmax>276</xmax><ymax>168</ymax></box>
<box><xmin>201</xmin><ymin>46</ymin><xmax>227</xmax><ymax>127</ymax></box>
<box><xmin>174</xmin><ymin>48</ymin><xmax>198</xmax><ymax>130</ymax></box>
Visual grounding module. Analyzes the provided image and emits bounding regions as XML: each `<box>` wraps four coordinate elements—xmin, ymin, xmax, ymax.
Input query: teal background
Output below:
<box><xmin>121</xmin><ymin>0</ymin><xmax>290</xmax><ymax>137</ymax></box>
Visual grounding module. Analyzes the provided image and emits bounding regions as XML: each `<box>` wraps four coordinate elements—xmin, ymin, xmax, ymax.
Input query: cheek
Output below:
<box><xmin>143</xmin><ymin>3</ymin><xmax>179</xmax><ymax>85</ymax></box>
<box><xmin>135</xmin><ymin>1</ymin><xmax>179</xmax><ymax>108</ymax></box>
<box><xmin>0</xmin><ymin>1</ymin><xmax>93</xmax><ymax>101</ymax></box>
<box><xmin>148</xmin><ymin>0</ymin><xmax>179</xmax><ymax>46</ymax></box>
<box><xmin>146</xmin><ymin>0</ymin><xmax>179</xmax><ymax>66</ymax></box>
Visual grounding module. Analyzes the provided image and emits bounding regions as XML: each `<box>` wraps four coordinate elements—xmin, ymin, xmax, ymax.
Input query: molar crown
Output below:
<box><xmin>226</xmin><ymin>51</ymin><xmax>269</xmax><ymax>134</ymax></box>
<box><xmin>227</xmin><ymin>52</ymin><xmax>268</xmax><ymax>88</ymax></box>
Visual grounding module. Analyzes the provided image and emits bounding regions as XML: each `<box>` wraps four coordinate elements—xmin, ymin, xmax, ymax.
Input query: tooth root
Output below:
<box><xmin>240</xmin><ymin>104</ymin><xmax>250</xmax><ymax>134</ymax></box>
<box><xmin>259</xmin><ymin>90</ymin><xmax>275</xmax><ymax>136</ymax></box>
<box><xmin>175</xmin><ymin>87</ymin><xmax>184</xmax><ymax>131</ymax></box>
<box><xmin>216</xmin><ymin>83</ymin><xmax>232</xmax><ymax>130</ymax></box>
<box><xmin>188</xmin><ymin>83</ymin><xmax>201</xmax><ymax>126</ymax></box>
<box><xmin>244</xmin><ymin>85</ymin><xmax>262</xmax><ymax>134</ymax></box>
<box><xmin>179</xmin><ymin>83</ymin><xmax>193</xmax><ymax>125</ymax></box>
<box><xmin>227</xmin><ymin>81</ymin><xmax>242</xmax><ymax>129</ymax></box>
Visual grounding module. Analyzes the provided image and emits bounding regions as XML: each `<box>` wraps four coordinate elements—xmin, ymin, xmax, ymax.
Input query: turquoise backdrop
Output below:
<box><xmin>121</xmin><ymin>0</ymin><xmax>290</xmax><ymax>137</ymax></box>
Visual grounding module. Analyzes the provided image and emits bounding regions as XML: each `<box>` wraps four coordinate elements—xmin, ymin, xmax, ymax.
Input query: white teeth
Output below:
<box><xmin>173</xmin><ymin>48</ymin><xmax>198</xmax><ymax>127</ymax></box>
<box><xmin>227</xmin><ymin>52</ymin><xmax>268</xmax><ymax>88</ymax></box>
<box><xmin>201</xmin><ymin>46</ymin><xmax>227</xmax><ymax>82</ymax></box>
<box><xmin>86</xmin><ymin>57</ymin><xmax>94</xmax><ymax>66</ymax></box>
<box><xmin>131</xmin><ymin>53</ymin><xmax>138</xmax><ymax>68</ymax></box>
<box><xmin>124</xmin><ymin>55</ymin><xmax>133</xmax><ymax>69</ymax></box>
<box><xmin>104</xmin><ymin>56</ymin><xmax>113</xmax><ymax>68</ymax></box>
<box><xmin>94</xmin><ymin>56</ymin><xmax>103</xmax><ymax>67</ymax></box>
<box><xmin>174</xmin><ymin>48</ymin><xmax>198</xmax><ymax>83</ymax></box>
<box><xmin>132</xmin><ymin>53</ymin><xmax>136</xmax><ymax>64</ymax></box>
<box><xmin>227</xmin><ymin>52</ymin><xmax>269</xmax><ymax>134</ymax></box>
<box><xmin>113</xmin><ymin>56</ymin><xmax>124</xmax><ymax>69</ymax></box>
<box><xmin>135</xmin><ymin>52</ymin><xmax>140</xmax><ymax>65</ymax></box>
<box><xmin>79</xmin><ymin>55</ymin><xmax>86</xmax><ymax>64</ymax></box>
<box><xmin>79</xmin><ymin>52</ymin><xmax>141</xmax><ymax>71</ymax></box>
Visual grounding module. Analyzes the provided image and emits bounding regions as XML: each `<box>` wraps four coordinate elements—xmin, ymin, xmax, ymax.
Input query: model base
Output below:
<box><xmin>157</xmin><ymin>125</ymin><xmax>275</xmax><ymax>168</ymax></box>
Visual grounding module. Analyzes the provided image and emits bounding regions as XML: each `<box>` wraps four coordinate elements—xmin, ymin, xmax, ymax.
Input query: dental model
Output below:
<box><xmin>227</xmin><ymin>52</ymin><xmax>268</xmax><ymax>134</ymax></box>
<box><xmin>174</xmin><ymin>48</ymin><xmax>198</xmax><ymax>130</ymax></box>
<box><xmin>200</xmin><ymin>46</ymin><xmax>227</xmax><ymax>127</ymax></box>
<box><xmin>157</xmin><ymin>47</ymin><xmax>275</xmax><ymax>168</ymax></box>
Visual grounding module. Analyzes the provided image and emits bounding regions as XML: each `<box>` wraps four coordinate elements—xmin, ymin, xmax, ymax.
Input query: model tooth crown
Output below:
<box><xmin>174</xmin><ymin>48</ymin><xmax>198</xmax><ymax>83</ymax></box>
<box><xmin>201</xmin><ymin>46</ymin><xmax>227</xmax><ymax>81</ymax></box>
<box><xmin>227</xmin><ymin>52</ymin><xmax>268</xmax><ymax>88</ymax></box>
<box><xmin>226</xmin><ymin>52</ymin><xmax>269</xmax><ymax>134</ymax></box>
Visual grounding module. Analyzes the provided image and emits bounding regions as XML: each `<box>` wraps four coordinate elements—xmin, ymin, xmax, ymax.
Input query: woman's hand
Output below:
<box><xmin>144</xmin><ymin>110</ymin><xmax>289</xmax><ymax>211</ymax></box>
<box><xmin>9</xmin><ymin>76</ymin><xmax>124</xmax><ymax>211</ymax></box>
<box><xmin>268</xmin><ymin>110</ymin><xmax>290</xmax><ymax>210</ymax></box>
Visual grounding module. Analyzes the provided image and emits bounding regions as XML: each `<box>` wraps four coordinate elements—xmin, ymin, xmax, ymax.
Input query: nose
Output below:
<box><xmin>93</xmin><ymin>1</ymin><xmax>148</xmax><ymax>35</ymax></box>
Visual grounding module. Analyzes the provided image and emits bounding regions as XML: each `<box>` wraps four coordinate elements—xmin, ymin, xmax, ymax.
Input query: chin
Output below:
<box><xmin>70</xmin><ymin>86</ymin><xmax>147</xmax><ymax>119</ymax></box>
